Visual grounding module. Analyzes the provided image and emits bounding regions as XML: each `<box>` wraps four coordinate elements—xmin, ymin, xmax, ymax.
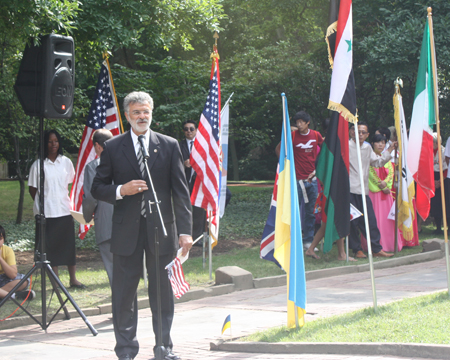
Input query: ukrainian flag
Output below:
<box><xmin>221</xmin><ymin>314</ymin><xmax>231</xmax><ymax>334</ymax></box>
<box><xmin>273</xmin><ymin>94</ymin><xmax>307</xmax><ymax>328</ymax></box>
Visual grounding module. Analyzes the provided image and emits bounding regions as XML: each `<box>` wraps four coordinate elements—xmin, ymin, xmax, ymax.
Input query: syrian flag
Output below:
<box><xmin>316</xmin><ymin>0</ymin><xmax>354</xmax><ymax>252</ymax></box>
<box><xmin>327</xmin><ymin>0</ymin><xmax>357</xmax><ymax>123</ymax></box>
<box><xmin>407</xmin><ymin>20</ymin><xmax>436</xmax><ymax>220</ymax></box>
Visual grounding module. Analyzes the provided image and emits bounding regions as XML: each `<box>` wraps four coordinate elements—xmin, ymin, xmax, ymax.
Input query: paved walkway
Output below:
<box><xmin>1</xmin><ymin>257</ymin><xmax>449</xmax><ymax>360</ymax></box>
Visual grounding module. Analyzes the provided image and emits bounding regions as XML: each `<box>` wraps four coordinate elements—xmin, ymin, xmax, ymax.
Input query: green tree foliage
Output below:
<box><xmin>353</xmin><ymin>0</ymin><xmax>450</xmax><ymax>135</ymax></box>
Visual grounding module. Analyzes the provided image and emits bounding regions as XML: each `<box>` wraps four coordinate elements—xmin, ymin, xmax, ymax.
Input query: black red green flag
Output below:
<box><xmin>316</xmin><ymin>112</ymin><xmax>350</xmax><ymax>253</ymax></box>
<box><xmin>316</xmin><ymin>0</ymin><xmax>355</xmax><ymax>252</ymax></box>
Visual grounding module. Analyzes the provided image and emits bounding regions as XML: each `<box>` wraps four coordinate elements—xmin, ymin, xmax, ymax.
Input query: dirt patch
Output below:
<box><xmin>14</xmin><ymin>237</ymin><xmax>260</xmax><ymax>268</ymax></box>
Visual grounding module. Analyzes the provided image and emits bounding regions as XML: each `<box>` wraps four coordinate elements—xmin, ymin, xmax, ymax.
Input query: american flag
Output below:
<box><xmin>70</xmin><ymin>61</ymin><xmax>120</xmax><ymax>239</ymax></box>
<box><xmin>165</xmin><ymin>257</ymin><xmax>190</xmax><ymax>299</ymax></box>
<box><xmin>190</xmin><ymin>56</ymin><xmax>221</xmax><ymax>244</ymax></box>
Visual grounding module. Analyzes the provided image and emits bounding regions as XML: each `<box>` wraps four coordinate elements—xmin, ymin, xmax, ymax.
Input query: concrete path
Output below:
<box><xmin>1</xmin><ymin>257</ymin><xmax>449</xmax><ymax>360</ymax></box>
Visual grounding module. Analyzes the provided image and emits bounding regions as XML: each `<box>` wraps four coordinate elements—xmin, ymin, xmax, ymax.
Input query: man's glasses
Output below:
<box><xmin>184</xmin><ymin>127</ymin><xmax>195</xmax><ymax>132</ymax></box>
<box><xmin>358</xmin><ymin>131</ymin><xmax>368</xmax><ymax>135</ymax></box>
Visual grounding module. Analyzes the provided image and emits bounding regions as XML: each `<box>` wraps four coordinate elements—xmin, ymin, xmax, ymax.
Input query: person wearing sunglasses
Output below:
<box><xmin>179</xmin><ymin>120</ymin><xmax>206</xmax><ymax>245</ymax></box>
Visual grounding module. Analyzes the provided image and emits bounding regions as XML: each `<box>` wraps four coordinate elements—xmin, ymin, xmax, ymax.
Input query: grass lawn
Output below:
<box><xmin>242</xmin><ymin>291</ymin><xmax>450</xmax><ymax>344</ymax></box>
<box><xmin>0</xmin><ymin>180</ymin><xmax>443</xmax><ymax>319</ymax></box>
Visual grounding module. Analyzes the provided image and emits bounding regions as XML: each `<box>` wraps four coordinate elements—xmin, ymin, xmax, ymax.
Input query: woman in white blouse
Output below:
<box><xmin>28</xmin><ymin>130</ymin><xmax>85</xmax><ymax>289</ymax></box>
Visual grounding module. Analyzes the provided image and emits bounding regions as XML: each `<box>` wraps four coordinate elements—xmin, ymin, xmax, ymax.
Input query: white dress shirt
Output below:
<box><xmin>116</xmin><ymin>130</ymin><xmax>150</xmax><ymax>200</ymax></box>
<box><xmin>28</xmin><ymin>155</ymin><xmax>75</xmax><ymax>217</ymax></box>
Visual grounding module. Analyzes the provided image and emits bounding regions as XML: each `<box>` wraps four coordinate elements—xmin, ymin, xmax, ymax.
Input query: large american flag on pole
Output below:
<box><xmin>190</xmin><ymin>55</ymin><xmax>221</xmax><ymax>244</ymax></box>
<box><xmin>70</xmin><ymin>61</ymin><xmax>120</xmax><ymax>239</ymax></box>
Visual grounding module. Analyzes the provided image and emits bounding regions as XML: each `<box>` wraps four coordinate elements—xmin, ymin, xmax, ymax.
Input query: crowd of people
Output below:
<box><xmin>281</xmin><ymin>110</ymin><xmax>449</xmax><ymax>261</ymax></box>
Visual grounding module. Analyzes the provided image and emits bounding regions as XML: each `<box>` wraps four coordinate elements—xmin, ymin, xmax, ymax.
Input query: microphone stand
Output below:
<box><xmin>138</xmin><ymin>135</ymin><xmax>167</xmax><ymax>360</ymax></box>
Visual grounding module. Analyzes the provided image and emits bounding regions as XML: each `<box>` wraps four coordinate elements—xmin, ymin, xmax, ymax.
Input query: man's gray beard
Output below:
<box><xmin>132</xmin><ymin>119</ymin><xmax>152</xmax><ymax>133</ymax></box>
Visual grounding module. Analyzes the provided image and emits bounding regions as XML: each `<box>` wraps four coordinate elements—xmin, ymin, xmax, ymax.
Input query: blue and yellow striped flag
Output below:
<box><xmin>273</xmin><ymin>94</ymin><xmax>307</xmax><ymax>328</ymax></box>
<box><xmin>221</xmin><ymin>314</ymin><xmax>231</xmax><ymax>334</ymax></box>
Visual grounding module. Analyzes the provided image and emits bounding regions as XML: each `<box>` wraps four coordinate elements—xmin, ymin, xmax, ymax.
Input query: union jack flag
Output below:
<box><xmin>70</xmin><ymin>61</ymin><xmax>120</xmax><ymax>239</ymax></box>
<box><xmin>165</xmin><ymin>257</ymin><xmax>190</xmax><ymax>299</ymax></box>
<box><xmin>190</xmin><ymin>55</ymin><xmax>221</xmax><ymax>244</ymax></box>
<box><xmin>260</xmin><ymin>165</ymin><xmax>281</xmax><ymax>267</ymax></box>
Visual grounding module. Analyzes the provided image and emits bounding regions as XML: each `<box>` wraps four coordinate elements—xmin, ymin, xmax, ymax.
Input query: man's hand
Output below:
<box><xmin>435</xmin><ymin>180</ymin><xmax>441</xmax><ymax>189</ymax></box>
<box><xmin>307</xmin><ymin>171</ymin><xmax>316</xmax><ymax>183</ymax></box>
<box><xmin>382</xmin><ymin>188</ymin><xmax>391</xmax><ymax>195</ymax></box>
<box><xmin>179</xmin><ymin>235</ymin><xmax>193</xmax><ymax>256</ymax></box>
<box><xmin>120</xmin><ymin>180</ymin><xmax>148</xmax><ymax>196</ymax></box>
<box><xmin>184</xmin><ymin>159</ymin><xmax>191</xmax><ymax>168</ymax></box>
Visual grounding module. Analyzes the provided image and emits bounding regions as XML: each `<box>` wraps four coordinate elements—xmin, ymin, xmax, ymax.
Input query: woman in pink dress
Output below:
<box><xmin>366</xmin><ymin>134</ymin><xmax>402</xmax><ymax>252</ymax></box>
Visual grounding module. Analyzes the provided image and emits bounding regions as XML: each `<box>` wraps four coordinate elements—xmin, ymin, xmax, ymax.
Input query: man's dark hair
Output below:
<box><xmin>371</xmin><ymin>133</ymin><xmax>387</xmax><ymax>145</ymax></box>
<box><xmin>292</xmin><ymin>111</ymin><xmax>311</xmax><ymax>124</ymax></box>
<box><xmin>183</xmin><ymin>120</ymin><xmax>197</xmax><ymax>129</ymax></box>
<box><xmin>376</xmin><ymin>127</ymin><xmax>391</xmax><ymax>141</ymax></box>
<box><xmin>0</xmin><ymin>224</ymin><xmax>5</xmax><ymax>241</ymax></box>
<box><xmin>92</xmin><ymin>129</ymin><xmax>113</xmax><ymax>149</ymax></box>
<box><xmin>357</xmin><ymin>122</ymin><xmax>369</xmax><ymax>132</ymax></box>
<box><xmin>43</xmin><ymin>130</ymin><xmax>63</xmax><ymax>159</ymax></box>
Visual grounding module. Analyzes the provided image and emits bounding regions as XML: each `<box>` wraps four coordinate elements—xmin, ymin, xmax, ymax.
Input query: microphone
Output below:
<box><xmin>138</xmin><ymin>135</ymin><xmax>150</xmax><ymax>159</ymax></box>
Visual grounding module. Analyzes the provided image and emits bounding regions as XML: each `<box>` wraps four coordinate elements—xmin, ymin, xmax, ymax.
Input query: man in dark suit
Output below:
<box><xmin>82</xmin><ymin>129</ymin><xmax>114</xmax><ymax>286</ymax></box>
<box><xmin>92</xmin><ymin>92</ymin><xmax>193</xmax><ymax>360</ymax></box>
<box><xmin>179</xmin><ymin>120</ymin><xmax>206</xmax><ymax>243</ymax></box>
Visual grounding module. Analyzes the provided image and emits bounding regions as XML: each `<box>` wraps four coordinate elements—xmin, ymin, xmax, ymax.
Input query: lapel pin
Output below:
<box><xmin>154</xmin><ymin>149</ymin><xmax>158</xmax><ymax>153</ymax></box>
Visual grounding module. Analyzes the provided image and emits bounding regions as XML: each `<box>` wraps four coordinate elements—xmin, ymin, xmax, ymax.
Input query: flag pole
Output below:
<box><xmin>208</xmin><ymin>211</ymin><xmax>213</xmax><ymax>281</ymax></box>
<box><xmin>281</xmin><ymin>93</ymin><xmax>288</xmax><ymax>157</ymax></box>
<box><xmin>281</xmin><ymin>92</ymin><xmax>298</xmax><ymax>327</ymax></box>
<box><xmin>393</xmin><ymin>142</ymin><xmax>399</xmax><ymax>255</ymax></box>
<box><xmin>393</xmin><ymin>80</ymin><xmax>402</xmax><ymax>255</ymax></box>
<box><xmin>427</xmin><ymin>7</ymin><xmax>450</xmax><ymax>297</ymax></box>
<box><xmin>354</xmin><ymin>118</ymin><xmax>378</xmax><ymax>312</ymax></box>
<box><xmin>103</xmin><ymin>53</ymin><xmax>125</xmax><ymax>134</ymax></box>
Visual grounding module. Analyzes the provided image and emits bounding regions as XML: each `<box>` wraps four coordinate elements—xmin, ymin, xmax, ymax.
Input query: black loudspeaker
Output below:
<box><xmin>14</xmin><ymin>34</ymin><xmax>75</xmax><ymax>119</ymax></box>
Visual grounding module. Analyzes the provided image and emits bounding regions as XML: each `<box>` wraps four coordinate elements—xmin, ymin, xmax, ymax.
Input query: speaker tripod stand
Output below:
<box><xmin>0</xmin><ymin>117</ymin><xmax>97</xmax><ymax>336</ymax></box>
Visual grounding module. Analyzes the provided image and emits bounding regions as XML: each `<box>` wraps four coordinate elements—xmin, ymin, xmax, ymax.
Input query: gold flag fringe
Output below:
<box><xmin>325</xmin><ymin>21</ymin><xmax>337</xmax><ymax>69</ymax></box>
<box><xmin>327</xmin><ymin>101</ymin><xmax>357</xmax><ymax>123</ymax></box>
<box><xmin>393</xmin><ymin>91</ymin><xmax>416</xmax><ymax>241</ymax></box>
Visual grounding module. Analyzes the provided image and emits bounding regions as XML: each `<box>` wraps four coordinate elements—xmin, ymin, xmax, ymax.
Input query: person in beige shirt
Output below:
<box><xmin>349</xmin><ymin>122</ymin><xmax>397</xmax><ymax>258</ymax></box>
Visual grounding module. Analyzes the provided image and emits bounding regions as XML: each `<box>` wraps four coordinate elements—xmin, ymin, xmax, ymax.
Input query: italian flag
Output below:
<box><xmin>407</xmin><ymin>21</ymin><xmax>436</xmax><ymax>220</ymax></box>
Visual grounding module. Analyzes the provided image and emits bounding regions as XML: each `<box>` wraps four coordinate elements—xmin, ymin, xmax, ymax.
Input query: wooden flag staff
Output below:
<box><xmin>427</xmin><ymin>7</ymin><xmax>450</xmax><ymax>297</ymax></box>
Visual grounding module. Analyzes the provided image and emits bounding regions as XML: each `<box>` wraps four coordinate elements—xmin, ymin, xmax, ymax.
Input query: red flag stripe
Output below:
<box><xmin>70</xmin><ymin>62</ymin><xmax>120</xmax><ymax>239</ymax></box>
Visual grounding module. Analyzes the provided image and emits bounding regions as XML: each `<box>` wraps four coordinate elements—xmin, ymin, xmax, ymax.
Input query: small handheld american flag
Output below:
<box><xmin>165</xmin><ymin>257</ymin><xmax>190</xmax><ymax>299</ymax></box>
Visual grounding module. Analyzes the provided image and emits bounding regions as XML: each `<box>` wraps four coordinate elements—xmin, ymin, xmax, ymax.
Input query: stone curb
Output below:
<box><xmin>210</xmin><ymin>340</ymin><xmax>450</xmax><ymax>359</ymax></box>
<box><xmin>0</xmin><ymin>249</ymin><xmax>444</xmax><ymax>331</ymax></box>
<box><xmin>254</xmin><ymin>249</ymin><xmax>443</xmax><ymax>288</ymax></box>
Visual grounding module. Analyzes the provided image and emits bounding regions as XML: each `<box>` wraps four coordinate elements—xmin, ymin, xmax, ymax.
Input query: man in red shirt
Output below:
<box><xmin>276</xmin><ymin>111</ymin><xmax>323</xmax><ymax>249</ymax></box>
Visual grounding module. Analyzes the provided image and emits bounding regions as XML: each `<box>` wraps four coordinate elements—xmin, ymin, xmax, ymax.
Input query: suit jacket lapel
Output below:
<box><xmin>122</xmin><ymin>131</ymin><xmax>142</xmax><ymax>178</ymax></box>
<box><xmin>147</xmin><ymin>130</ymin><xmax>160</xmax><ymax>170</ymax></box>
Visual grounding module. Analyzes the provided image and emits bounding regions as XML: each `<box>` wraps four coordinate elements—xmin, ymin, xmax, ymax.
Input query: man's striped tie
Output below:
<box><xmin>137</xmin><ymin>147</ymin><xmax>146</xmax><ymax>217</ymax></box>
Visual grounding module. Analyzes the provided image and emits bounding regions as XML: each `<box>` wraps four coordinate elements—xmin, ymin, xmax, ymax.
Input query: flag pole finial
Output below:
<box><xmin>394</xmin><ymin>78</ymin><xmax>403</xmax><ymax>94</ymax></box>
<box><xmin>211</xmin><ymin>31</ymin><xmax>220</xmax><ymax>60</ymax></box>
<box><xmin>427</xmin><ymin>7</ymin><xmax>432</xmax><ymax>16</ymax></box>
